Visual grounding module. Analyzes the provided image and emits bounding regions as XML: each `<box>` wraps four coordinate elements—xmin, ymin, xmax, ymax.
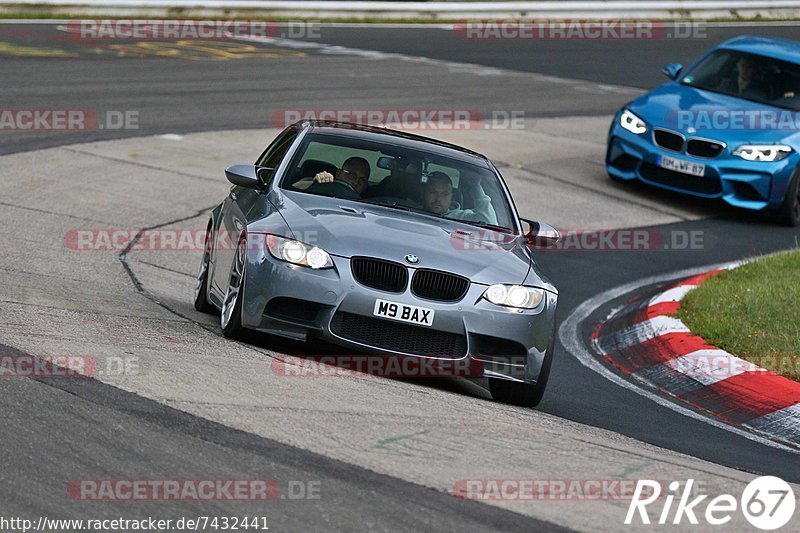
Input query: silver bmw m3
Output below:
<box><xmin>194</xmin><ymin>121</ymin><xmax>560</xmax><ymax>406</ymax></box>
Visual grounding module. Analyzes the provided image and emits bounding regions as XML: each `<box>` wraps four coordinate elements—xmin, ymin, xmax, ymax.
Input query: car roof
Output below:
<box><xmin>716</xmin><ymin>35</ymin><xmax>800</xmax><ymax>64</ymax></box>
<box><xmin>296</xmin><ymin>120</ymin><xmax>492</xmax><ymax>169</ymax></box>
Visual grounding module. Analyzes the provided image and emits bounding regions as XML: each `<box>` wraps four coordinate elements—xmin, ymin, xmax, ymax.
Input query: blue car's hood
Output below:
<box><xmin>627</xmin><ymin>82</ymin><xmax>800</xmax><ymax>146</ymax></box>
<box><xmin>254</xmin><ymin>191</ymin><xmax>557</xmax><ymax>291</ymax></box>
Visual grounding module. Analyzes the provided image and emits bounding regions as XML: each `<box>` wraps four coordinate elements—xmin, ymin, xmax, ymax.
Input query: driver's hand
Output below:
<box><xmin>314</xmin><ymin>171</ymin><xmax>334</xmax><ymax>183</ymax></box>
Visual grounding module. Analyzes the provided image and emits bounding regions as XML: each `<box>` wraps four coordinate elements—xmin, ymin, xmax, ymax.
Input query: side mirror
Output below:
<box><xmin>662</xmin><ymin>63</ymin><xmax>683</xmax><ymax>80</ymax></box>
<box><xmin>225</xmin><ymin>164</ymin><xmax>272</xmax><ymax>189</ymax></box>
<box><xmin>520</xmin><ymin>218</ymin><xmax>561</xmax><ymax>248</ymax></box>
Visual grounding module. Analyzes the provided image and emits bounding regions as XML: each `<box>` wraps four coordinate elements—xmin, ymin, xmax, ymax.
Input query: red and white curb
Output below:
<box><xmin>593</xmin><ymin>267</ymin><xmax>800</xmax><ymax>449</ymax></box>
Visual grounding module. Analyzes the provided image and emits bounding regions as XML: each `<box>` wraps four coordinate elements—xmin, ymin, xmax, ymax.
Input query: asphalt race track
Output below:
<box><xmin>2</xmin><ymin>22</ymin><xmax>800</xmax><ymax>531</ymax></box>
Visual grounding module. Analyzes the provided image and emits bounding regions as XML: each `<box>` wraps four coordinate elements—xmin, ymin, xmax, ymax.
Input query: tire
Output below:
<box><xmin>488</xmin><ymin>341</ymin><xmax>553</xmax><ymax>408</ymax></box>
<box><xmin>193</xmin><ymin>222</ymin><xmax>216</xmax><ymax>313</ymax></box>
<box><xmin>220</xmin><ymin>235</ymin><xmax>247</xmax><ymax>339</ymax></box>
<box><xmin>774</xmin><ymin>170</ymin><xmax>800</xmax><ymax>227</ymax></box>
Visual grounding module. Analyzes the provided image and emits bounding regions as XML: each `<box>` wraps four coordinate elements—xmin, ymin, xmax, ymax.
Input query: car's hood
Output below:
<box><xmin>255</xmin><ymin>191</ymin><xmax>555</xmax><ymax>290</ymax></box>
<box><xmin>627</xmin><ymin>82</ymin><xmax>800</xmax><ymax>146</ymax></box>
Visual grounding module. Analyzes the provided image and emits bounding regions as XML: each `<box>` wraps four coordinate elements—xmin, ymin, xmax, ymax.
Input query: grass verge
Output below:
<box><xmin>678</xmin><ymin>249</ymin><xmax>800</xmax><ymax>382</ymax></box>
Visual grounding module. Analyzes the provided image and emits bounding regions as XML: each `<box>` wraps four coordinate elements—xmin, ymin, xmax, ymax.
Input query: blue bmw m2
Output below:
<box><xmin>606</xmin><ymin>36</ymin><xmax>800</xmax><ymax>225</ymax></box>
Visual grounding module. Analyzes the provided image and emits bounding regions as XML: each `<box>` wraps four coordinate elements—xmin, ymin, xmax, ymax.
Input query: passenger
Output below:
<box><xmin>308</xmin><ymin>157</ymin><xmax>370</xmax><ymax>199</ymax></box>
<box><xmin>420</xmin><ymin>171</ymin><xmax>497</xmax><ymax>225</ymax></box>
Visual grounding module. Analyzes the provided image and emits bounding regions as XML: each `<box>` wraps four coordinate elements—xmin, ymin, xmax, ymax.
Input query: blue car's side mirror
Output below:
<box><xmin>225</xmin><ymin>164</ymin><xmax>271</xmax><ymax>189</ymax></box>
<box><xmin>662</xmin><ymin>63</ymin><xmax>683</xmax><ymax>80</ymax></box>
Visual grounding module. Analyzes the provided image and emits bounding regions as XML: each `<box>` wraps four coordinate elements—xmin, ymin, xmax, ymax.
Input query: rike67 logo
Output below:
<box><xmin>626</xmin><ymin>477</ymin><xmax>796</xmax><ymax>530</ymax></box>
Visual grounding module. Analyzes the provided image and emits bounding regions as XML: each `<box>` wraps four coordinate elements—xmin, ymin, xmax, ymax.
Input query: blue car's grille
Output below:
<box><xmin>411</xmin><ymin>269</ymin><xmax>470</xmax><ymax>302</ymax></box>
<box><xmin>351</xmin><ymin>257</ymin><xmax>408</xmax><ymax>293</ymax></box>
<box><xmin>330</xmin><ymin>312</ymin><xmax>467</xmax><ymax>358</ymax></box>
<box><xmin>653</xmin><ymin>129</ymin><xmax>684</xmax><ymax>152</ymax></box>
<box><xmin>652</xmin><ymin>128</ymin><xmax>725</xmax><ymax>159</ymax></box>
<box><xmin>687</xmin><ymin>139</ymin><xmax>725</xmax><ymax>158</ymax></box>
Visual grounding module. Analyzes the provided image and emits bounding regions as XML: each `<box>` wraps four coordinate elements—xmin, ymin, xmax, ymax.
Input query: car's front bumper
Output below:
<box><xmin>606</xmin><ymin>121</ymin><xmax>796</xmax><ymax>211</ymax></box>
<box><xmin>240</xmin><ymin>249</ymin><xmax>557</xmax><ymax>384</ymax></box>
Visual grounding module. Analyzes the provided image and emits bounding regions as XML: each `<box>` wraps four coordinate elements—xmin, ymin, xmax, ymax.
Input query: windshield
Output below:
<box><xmin>281</xmin><ymin>132</ymin><xmax>517</xmax><ymax>230</ymax></box>
<box><xmin>680</xmin><ymin>49</ymin><xmax>800</xmax><ymax>111</ymax></box>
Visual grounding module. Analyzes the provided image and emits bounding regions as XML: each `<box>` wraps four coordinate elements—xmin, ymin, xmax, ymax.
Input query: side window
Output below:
<box><xmin>256</xmin><ymin>127</ymin><xmax>298</xmax><ymax>169</ymax></box>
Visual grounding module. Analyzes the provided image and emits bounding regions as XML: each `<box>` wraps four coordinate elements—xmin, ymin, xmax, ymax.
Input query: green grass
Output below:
<box><xmin>678</xmin><ymin>249</ymin><xmax>800</xmax><ymax>382</ymax></box>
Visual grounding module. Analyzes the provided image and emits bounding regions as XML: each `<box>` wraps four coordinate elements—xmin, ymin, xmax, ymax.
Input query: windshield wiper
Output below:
<box><xmin>442</xmin><ymin>217</ymin><xmax>513</xmax><ymax>233</ymax></box>
<box><xmin>357</xmin><ymin>199</ymin><xmax>431</xmax><ymax>215</ymax></box>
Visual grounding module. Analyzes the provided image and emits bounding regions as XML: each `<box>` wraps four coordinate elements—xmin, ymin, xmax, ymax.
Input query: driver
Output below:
<box><xmin>420</xmin><ymin>171</ymin><xmax>497</xmax><ymax>225</ymax></box>
<box><xmin>719</xmin><ymin>56</ymin><xmax>771</xmax><ymax>100</ymax></box>
<box><xmin>308</xmin><ymin>157</ymin><xmax>370</xmax><ymax>199</ymax></box>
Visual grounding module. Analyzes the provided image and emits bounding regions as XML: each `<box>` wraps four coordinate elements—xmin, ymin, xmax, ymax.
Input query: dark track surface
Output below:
<box><xmin>296</xmin><ymin>23</ymin><xmax>800</xmax><ymax>88</ymax></box>
<box><xmin>0</xmin><ymin>344</ymin><xmax>564</xmax><ymax>532</ymax></box>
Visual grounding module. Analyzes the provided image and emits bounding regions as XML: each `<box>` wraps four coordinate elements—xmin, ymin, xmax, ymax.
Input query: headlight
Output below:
<box><xmin>620</xmin><ymin>109</ymin><xmax>647</xmax><ymax>135</ymax></box>
<box><xmin>266</xmin><ymin>235</ymin><xmax>333</xmax><ymax>269</ymax></box>
<box><xmin>483</xmin><ymin>284</ymin><xmax>545</xmax><ymax>309</ymax></box>
<box><xmin>732</xmin><ymin>145</ymin><xmax>792</xmax><ymax>162</ymax></box>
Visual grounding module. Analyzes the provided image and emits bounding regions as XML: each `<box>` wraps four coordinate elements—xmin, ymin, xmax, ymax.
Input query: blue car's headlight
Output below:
<box><xmin>483</xmin><ymin>284</ymin><xmax>545</xmax><ymax>309</ymax></box>
<box><xmin>732</xmin><ymin>145</ymin><xmax>793</xmax><ymax>162</ymax></box>
<box><xmin>620</xmin><ymin>109</ymin><xmax>647</xmax><ymax>135</ymax></box>
<box><xmin>266</xmin><ymin>235</ymin><xmax>333</xmax><ymax>269</ymax></box>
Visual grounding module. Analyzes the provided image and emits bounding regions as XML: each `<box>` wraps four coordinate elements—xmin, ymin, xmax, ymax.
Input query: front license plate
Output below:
<box><xmin>373</xmin><ymin>299</ymin><xmax>434</xmax><ymax>327</ymax></box>
<box><xmin>658</xmin><ymin>154</ymin><xmax>706</xmax><ymax>177</ymax></box>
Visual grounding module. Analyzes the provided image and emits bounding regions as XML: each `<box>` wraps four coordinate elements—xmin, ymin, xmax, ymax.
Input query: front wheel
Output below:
<box><xmin>774</xmin><ymin>170</ymin><xmax>800</xmax><ymax>227</ymax></box>
<box><xmin>220</xmin><ymin>235</ymin><xmax>247</xmax><ymax>339</ymax></box>
<box><xmin>489</xmin><ymin>343</ymin><xmax>553</xmax><ymax>408</ymax></box>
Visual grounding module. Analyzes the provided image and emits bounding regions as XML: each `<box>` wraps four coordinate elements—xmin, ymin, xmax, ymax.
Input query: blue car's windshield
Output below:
<box><xmin>282</xmin><ymin>132</ymin><xmax>516</xmax><ymax>231</ymax></box>
<box><xmin>680</xmin><ymin>50</ymin><xmax>800</xmax><ymax>111</ymax></box>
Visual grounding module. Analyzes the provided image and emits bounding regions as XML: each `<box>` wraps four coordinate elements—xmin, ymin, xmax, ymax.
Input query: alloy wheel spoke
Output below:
<box><xmin>221</xmin><ymin>240</ymin><xmax>245</xmax><ymax>328</ymax></box>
